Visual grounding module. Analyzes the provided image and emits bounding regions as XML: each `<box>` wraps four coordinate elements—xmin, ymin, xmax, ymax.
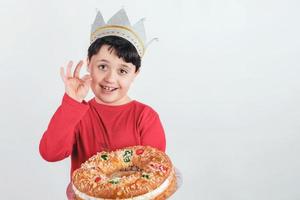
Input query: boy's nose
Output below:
<box><xmin>104</xmin><ymin>71</ymin><xmax>116</xmax><ymax>83</ymax></box>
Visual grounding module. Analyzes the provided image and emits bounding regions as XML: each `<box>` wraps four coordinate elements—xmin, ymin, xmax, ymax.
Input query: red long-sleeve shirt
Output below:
<box><xmin>39</xmin><ymin>94</ymin><xmax>166</xmax><ymax>176</ymax></box>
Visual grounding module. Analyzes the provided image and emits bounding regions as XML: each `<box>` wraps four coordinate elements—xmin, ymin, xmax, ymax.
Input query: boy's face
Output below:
<box><xmin>87</xmin><ymin>45</ymin><xmax>139</xmax><ymax>105</ymax></box>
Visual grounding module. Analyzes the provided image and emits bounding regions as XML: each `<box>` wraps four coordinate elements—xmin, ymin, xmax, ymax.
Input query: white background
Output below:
<box><xmin>0</xmin><ymin>0</ymin><xmax>300</xmax><ymax>199</ymax></box>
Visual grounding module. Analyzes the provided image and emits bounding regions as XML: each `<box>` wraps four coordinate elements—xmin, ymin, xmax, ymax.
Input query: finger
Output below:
<box><xmin>73</xmin><ymin>60</ymin><xmax>84</xmax><ymax>78</ymax></box>
<box><xmin>66</xmin><ymin>61</ymin><xmax>73</xmax><ymax>77</ymax></box>
<box><xmin>81</xmin><ymin>74</ymin><xmax>91</xmax><ymax>81</ymax></box>
<box><xmin>60</xmin><ymin>67</ymin><xmax>66</xmax><ymax>83</ymax></box>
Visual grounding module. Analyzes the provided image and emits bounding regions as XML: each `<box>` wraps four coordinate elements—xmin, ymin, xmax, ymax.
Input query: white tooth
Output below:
<box><xmin>103</xmin><ymin>86</ymin><xmax>114</xmax><ymax>91</ymax></box>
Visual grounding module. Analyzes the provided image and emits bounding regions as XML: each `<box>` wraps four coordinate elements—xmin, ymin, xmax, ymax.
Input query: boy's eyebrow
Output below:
<box><xmin>96</xmin><ymin>59</ymin><xmax>110</xmax><ymax>63</ymax></box>
<box><xmin>120</xmin><ymin>64</ymin><xmax>132</xmax><ymax>69</ymax></box>
<box><xmin>96</xmin><ymin>59</ymin><xmax>133</xmax><ymax>70</ymax></box>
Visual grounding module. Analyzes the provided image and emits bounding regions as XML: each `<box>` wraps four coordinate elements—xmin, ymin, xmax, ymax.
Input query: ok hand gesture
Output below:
<box><xmin>60</xmin><ymin>60</ymin><xmax>92</xmax><ymax>103</ymax></box>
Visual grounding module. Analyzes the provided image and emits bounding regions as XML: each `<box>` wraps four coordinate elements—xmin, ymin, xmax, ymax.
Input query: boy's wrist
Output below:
<box><xmin>63</xmin><ymin>93</ymin><xmax>88</xmax><ymax>106</ymax></box>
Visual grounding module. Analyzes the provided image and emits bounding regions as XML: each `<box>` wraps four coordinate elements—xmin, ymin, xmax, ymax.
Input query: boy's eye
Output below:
<box><xmin>98</xmin><ymin>65</ymin><xmax>107</xmax><ymax>70</ymax></box>
<box><xmin>119</xmin><ymin>69</ymin><xmax>128</xmax><ymax>75</ymax></box>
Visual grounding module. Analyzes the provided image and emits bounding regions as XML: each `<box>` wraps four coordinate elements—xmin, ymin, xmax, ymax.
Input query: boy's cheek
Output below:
<box><xmin>91</xmin><ymin>79</ymin><xmax>98</xmax><ymax>87</ymax></box>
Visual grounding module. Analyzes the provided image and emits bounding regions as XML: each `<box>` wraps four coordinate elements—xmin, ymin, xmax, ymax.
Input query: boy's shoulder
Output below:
<box><xmin>132</xmin><ymin>100</ymin><xmax>159</xmax><ymax>115</ymax></box>
<box><xmin>132</xmin><ymin>100</ymin><xmax>148</xmax><ymax>108</ymax></box>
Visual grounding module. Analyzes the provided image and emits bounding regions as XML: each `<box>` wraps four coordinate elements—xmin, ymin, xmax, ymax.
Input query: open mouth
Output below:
<box><xmin>100</xmin><ymin>85</ymin><xmax>118</xmax><ymax>92</ymax></box>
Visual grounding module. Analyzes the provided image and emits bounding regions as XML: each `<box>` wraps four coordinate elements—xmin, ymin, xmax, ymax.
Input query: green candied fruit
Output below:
<box><xmin>123</xmin><ymin>156</ymin><xmax>131</xmax><ymax>163</ymax></box>
<box><xmin>123</xmin><ymin>149</ymin><xmax>133</xmax><ymax>163</ymax></box>
<box><xmin>101</xmin><ymin>154</ymin><xmax>108</xmax><ymax>160</ymax></box>
<box><xmin>123</xmin><ymin>150</ymin><xmax>133</xmax><ymax>156</ymax></box>
<box><xmin>109</xmin><ymin>177</ymin><xmax>120</xmax><ymax>184</ymax></box>
<box><xmin>142</xmin><ymin>173</ymin><xmax>150</xmax><ymax>179</ymax></box>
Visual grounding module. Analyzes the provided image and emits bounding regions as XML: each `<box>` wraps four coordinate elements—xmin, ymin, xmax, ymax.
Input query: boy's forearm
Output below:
<box><xmin>39</xmin><ymin>93</ymin><xmax>89</xmax><ymax>162</ymax></box>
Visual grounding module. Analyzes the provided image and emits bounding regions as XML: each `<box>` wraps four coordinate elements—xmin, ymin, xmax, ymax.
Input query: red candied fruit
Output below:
<box><xmin>95</xmin><ymin>177</ymin><xmax>101</xmax><ymax>182</ymax></box>
<box><xmin>136</xmin><ymin>149</ymin><xmax>144</xmax><ymax>155</ymax></box>
<box><xmin>159</xmin><ymin>165</ymin><xmax>168</xmax><ymax>172</ymax></box>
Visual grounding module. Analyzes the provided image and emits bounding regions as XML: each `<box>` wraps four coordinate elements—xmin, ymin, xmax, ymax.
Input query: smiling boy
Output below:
<box><xmin>87</xmin><ymin>38</ymin><xmax>140</xmax><ymax>105</ymax></box>
<box><xmin>39</xmin><ymin>10</ymin><xmax>166</xmax><ymax>177</ymax></box>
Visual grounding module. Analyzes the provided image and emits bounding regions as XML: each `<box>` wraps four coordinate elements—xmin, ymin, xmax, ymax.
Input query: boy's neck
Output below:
<box><xmin>94</xmin><ymin>96</ymin><xmax>132</xmax><ymax>106</ymax></box>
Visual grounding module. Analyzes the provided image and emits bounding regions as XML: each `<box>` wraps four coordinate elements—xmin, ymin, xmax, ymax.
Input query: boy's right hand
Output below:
<box><xmin>60</xmin><ymin>60</ymin><xmax>92</xmax><ymax>103</ymax></box>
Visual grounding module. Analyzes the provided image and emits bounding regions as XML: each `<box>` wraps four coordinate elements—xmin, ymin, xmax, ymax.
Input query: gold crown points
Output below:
<box><xmin>90</xmin><ymin>9</ymin><xmax>147</xmax><ymax>57</ymax></box>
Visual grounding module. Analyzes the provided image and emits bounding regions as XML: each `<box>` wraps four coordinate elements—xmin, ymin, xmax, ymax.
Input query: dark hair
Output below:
<box><xmin>88</xmin><ymin>36</ymin><xmax>141</xmax><ymax>72</ymax></box>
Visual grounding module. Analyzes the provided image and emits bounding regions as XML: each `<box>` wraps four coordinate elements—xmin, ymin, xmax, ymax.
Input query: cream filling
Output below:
<box><xmin>72</xmin><ymin>168</ymin><xmax>175</xmax><ymax>200</ymax></box>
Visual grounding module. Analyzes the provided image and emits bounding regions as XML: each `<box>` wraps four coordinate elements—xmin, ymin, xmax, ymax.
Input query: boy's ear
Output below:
<box><xmin>135</xmin><ymin>69</ymin><xmax>140</xmax><ymax>75</ymax></box>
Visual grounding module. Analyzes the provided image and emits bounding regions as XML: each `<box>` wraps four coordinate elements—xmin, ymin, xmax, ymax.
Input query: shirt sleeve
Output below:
<box><xmin>138</xmin><ymin>107</ymin><xmax>166</xmax><ymax>152</ymax></box>
<box><xmin>39</xmin><ymin>93</ymin><xmax>89</xmax><ymax>162</ymax></box>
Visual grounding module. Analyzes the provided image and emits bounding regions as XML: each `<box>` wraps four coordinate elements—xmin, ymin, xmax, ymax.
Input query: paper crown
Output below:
<box><xmin>90</xmin><ymin>9</ymin><xmax>155</xmax><ymax>57</ymax></box>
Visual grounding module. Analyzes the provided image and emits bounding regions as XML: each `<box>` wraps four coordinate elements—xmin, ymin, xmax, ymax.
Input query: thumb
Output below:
<box><xmin>82</xmin><ymin>74</ymin><xmax>92</xmax><ymax>81</ymax></box>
